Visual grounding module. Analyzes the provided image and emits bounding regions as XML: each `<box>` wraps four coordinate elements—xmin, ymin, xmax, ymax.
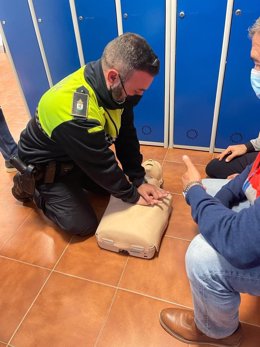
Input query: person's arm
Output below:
<box><xmin>114</xmin><ymin>104</ymin><xmax>145</xmax><ymax>187</ymax></box>
<box><xmin>53</xmin><ymin>119</ymin><xmax>140</xmax><ymax>203</ymax></box>
<box><xmin>182</xmin><ymin>155</ymin><xmax>260</xmax><ymax>269</ymax></box>
<box><xmin>217</xmin><ymin>134</ymin><xmax>260</xmax><ymax>163</ymax></box>
<box><xmin>217</xmin><ymin>144</ymin><xmax>248</xmax><ymax>162</ymax></box>
<box><xmin>52</xmin><ymin>119</ymin><xmax>167</xmax><ymax>206</ymax></box>
<box><xmin>186</xmin><ymin>186</ymin><xmax>260</xmax><ymax>269</ymax></box>
<box><xmin>249</xmin><ymin>133</ymin><xmax>260</xmax><ymax>151</ymax></box>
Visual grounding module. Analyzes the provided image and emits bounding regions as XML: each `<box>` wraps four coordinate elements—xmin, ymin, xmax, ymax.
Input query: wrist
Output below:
<box><xmin>183</xmin><ymin>180</ymin><xmax>203</xmax><ymax>198</ymax></box>
<box><xmin>246</xmin><ymin>141</ymin><xmax>255</xmax><ymax>153</ymax></box>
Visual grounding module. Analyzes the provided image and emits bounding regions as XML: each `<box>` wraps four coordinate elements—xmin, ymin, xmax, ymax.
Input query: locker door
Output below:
<box><xmin>215</xmin><ymin>0</ymin><xmax>260</xmax><ymax>149</ymax></box>
<box><xmin>33</xmin><ymin>0</ymin><xmax>80</xmax><ymax>84</ymax></box>
<box><xmin>74</xmin><ymin>0</ymin><xmax>118</xmax><ymax>63</ymax></box>
<box><xmin>120</xmin><ymin>0</ymin><xmax>166</xmax><ymax>144</ymax></box>
<box><xmin>173</xmin><ymin>0</ymin><xmax>227</xmax><ymax>148</ymax></box>
<box><xmin>0</xmin><ymin>1</ymin><xmax>49</xmax><ymax>116</ymax></box>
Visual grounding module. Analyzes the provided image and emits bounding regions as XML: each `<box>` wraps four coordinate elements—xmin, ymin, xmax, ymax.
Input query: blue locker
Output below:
<box><xmin>33</xmin><ymin>0</ymin><xmax>80</xmax><ymax>84</ymax></box>
<box><xmin>0</xmin><ymin>1</ymin><xmax>49</xmax><ymax>116</ymax></box>
<box><xmin>215</xmin><ymin>0</ymin><xmax>260</xmax><ymax>149</ymax></box>
<box><xmin>74</xmin><ymin>0</ymin><xmax>118</xmax><ymax>63</ymax></box>
<box><xmin>173</xmin><ymin>0</ymin><xmax>227</xmax><ymax>147</ymax></box>
<box><xmin>120</xmin><ymin>0</ymin><xmax>166</xmax><ymax>143</ymax></box>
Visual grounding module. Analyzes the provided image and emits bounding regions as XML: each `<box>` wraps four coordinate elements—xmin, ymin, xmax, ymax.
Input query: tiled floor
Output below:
<box><xmin>0</xmin><ymin>51</ymin><xmax>260</xmax><ymax>347</ymax></box>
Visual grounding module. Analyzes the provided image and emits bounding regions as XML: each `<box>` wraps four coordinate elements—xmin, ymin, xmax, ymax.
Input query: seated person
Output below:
<box><xmin>206</xmin><ymin>16</ymin><xmax>260</xmax><ymax>180</ymax></box>
<box><xmin>160</xmin><ymin>17</ymin><xmax>260</xmax><ymax>347</ymax></box>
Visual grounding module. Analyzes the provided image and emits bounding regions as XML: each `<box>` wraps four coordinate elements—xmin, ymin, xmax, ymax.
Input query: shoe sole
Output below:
<box><xmin>159</xmin><ymin>315</ymin><xmax>241</xmax><ymax>347</ymax></box>
<box><xmin>5</xmin><ymin>167</ymin><xmax>17</xmax><ymax>173</ymax></box>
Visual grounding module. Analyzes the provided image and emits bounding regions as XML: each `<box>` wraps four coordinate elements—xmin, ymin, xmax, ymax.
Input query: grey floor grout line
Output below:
<box><xmin>0</xmin><ymin>254</ymin><xmax>52</xmax><ymax>271</ymax></box>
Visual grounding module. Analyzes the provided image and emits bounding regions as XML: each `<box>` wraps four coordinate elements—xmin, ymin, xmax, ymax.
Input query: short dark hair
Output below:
<box><xmin>101</xmin><ymin>32</ymin><xmax>160</xmax><ymax>80</ymax></box>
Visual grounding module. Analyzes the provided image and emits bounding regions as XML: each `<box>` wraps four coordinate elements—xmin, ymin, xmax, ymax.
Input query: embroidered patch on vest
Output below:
<box><xmin>72</xmin><ymin>87</ymin><xmax>89</xmax><ymax>118</ymax></box>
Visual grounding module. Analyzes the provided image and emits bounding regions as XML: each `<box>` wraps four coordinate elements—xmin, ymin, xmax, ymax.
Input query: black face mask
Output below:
<box><xmin>109</xmin><ymin>73</ymin><xmax>143</xmax><ymax>107</ymax></box>
<box><xmin>108</xmin><ymin>85</ymin><xmax>126</xmax><ymax>107</ymax></box>
<box><xmin>126</xmin><ymin>94</ymin><xmax>142</xmax><ymax>106</ymax></box>
<box><xmin>109</xmin><ymin>88</ymin><xmax>142</xmax><ymax>108</ymax></box>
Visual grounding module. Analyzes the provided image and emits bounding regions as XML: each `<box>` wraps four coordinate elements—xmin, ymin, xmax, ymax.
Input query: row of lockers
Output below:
<box><xmin>0</xmin><ymin>0</ymin><xmax>259</xmax><ymax>150</ymax></box>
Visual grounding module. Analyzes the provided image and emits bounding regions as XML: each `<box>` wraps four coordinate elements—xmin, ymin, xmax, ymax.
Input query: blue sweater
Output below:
<box><xmin>186</xmin><ymin>164</ymin><xmax>260</xmax><ymax>269</ymax></box>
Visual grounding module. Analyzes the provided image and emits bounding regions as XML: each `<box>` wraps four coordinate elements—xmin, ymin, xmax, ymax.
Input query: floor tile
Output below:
<box><xmin>119</xmin><ymin>237</ymin><xmax>192</xmax><ymax>307</ymax></box>
<box><xmin>10</xmin><ymin>272</ymin><xmax>116</xmax><ymax>347</ymax></box>
<box><xmin>239</xmin><ymin>323</ymin><xmax>260</xmax><ymax>346</ymax></box>
<box><xmin>0</xmin><ymin>257</ymin><xmax>49</xmax><ymax>343</ymax></box>
<box><xmin>56</xmin><ymin>235</ymin><xmax>128</xmax><ymax>286</ymax></box>
<box><xmin>5</xmin><ymin>120</ymin><xmax>27</xmax><ymax>143</ymax></box>
<box><xmin>162</xmin><ymin>161</ymin><xmax>207</xmax><ymax>194</ymax></box>
<box><xmin>190</xmin><ymin>322</ymin><xmax>260</xmax><ymax>347</ymax></box>
<box><xmin>96</xmin><ymin>290</ymin><xmax>188</xmax><ymax>347</ymax></box>
<box><xmin>240</xmin><ymin>293</ymin><xmax>260</xmax><ymax>326</ymax></box>
<box><xmin>0</xmin><ymin>53</ymin><xmax>29</xmax><ymax>124</ymax></box>
<box><xmin>0</xmin><ymin>166</ymin><xmax>16</xmax><ymax>198</ymax></box>
<box><xmin>165</xmin><ymin>148</ymin><xmax>214</xmax><ymax>166</ymax></box>
<box><xmin>140</xmin><ymin>145</ymin><xmax>168</xmax><ymax>161</ymax></box>
<box><xmin>167</xmin><ymin>194</ymin><xmax>198</xmax><ymax>240</ymax></box>
<box><xmin>213</xmin><ymin>152</ymin><xmax>221</xmax><ymax>159</ymax></box>
<box><xmin>0</xmin><ymin>209</ymin><xmax>71</xmax><ymax>268</ymax></box>
<box><xmin>0</xmin><ymin>199</ymin><xmax>32</xmax><ymax>248</ymax></box>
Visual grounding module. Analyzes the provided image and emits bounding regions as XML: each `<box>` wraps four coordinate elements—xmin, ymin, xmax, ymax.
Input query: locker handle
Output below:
<box><xmin>123</xmin><ymin>13</ymin><xmax>128</xmax><ymax>19</ymax></box>
<box><xmin>179</xmin><ymin>11</ymin><xmax>185</xmax><ymax>18</ymax></box>
<box><xmin>235</xmin><ymin>9</ymin><xmax>242</xmax><ymax>16</ymax></box>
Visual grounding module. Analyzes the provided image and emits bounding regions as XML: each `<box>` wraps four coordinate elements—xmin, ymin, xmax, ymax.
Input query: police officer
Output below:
<box><xmin>13</xmin><ymin>33</ymin><xmax>167</xmax><ymax>236</ymax></box>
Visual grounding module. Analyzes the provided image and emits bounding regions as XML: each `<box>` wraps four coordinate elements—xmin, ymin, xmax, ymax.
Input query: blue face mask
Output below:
<box><xmin>251</xmin><ymin>68</ymin><xmax>260</xmax><ymax>99</ymax></box>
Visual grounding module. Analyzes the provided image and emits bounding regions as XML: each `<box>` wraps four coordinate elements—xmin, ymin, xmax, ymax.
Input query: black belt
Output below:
<box><xmin>36</xmin><ymin>161</ymin><xmax>75</xmax><ymax>184</ymax></box>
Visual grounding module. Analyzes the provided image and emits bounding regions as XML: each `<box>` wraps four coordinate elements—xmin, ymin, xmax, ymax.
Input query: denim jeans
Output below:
<box><xmin>185</xmin><ymin>178</ymin><xmax>260</xmax><ymax>338</ymax></box>
<box><xmin>0</xmin><ymin>107</ymin><xmax>17</xmax><ymax>160</ymax></box>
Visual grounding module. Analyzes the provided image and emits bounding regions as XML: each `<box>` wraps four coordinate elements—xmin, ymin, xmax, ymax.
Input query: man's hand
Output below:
<box><xmin>136</xmin><ymin>183</ymin><xmax>168</xmax><ymax>206</ymax></box>
<box><xmin>182</xmin><ymin>155</ymin><xmax>201</xmax><ymax>189</ymax></box>
<box><xmin>217</xmin><ymin>144</ymin><xmax>247</xmax><ymax>162</ymax></box>
<box><xmin>227</xmin><ymin>173</ymin><xmax>239</xmax><ymax>180</ymax></box>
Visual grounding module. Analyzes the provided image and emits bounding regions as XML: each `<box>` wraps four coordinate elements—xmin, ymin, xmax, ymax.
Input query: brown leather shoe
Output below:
<box><xmin>159</xmin><ymin>308</ymin><xmax>242</xmax><ymax>347</ymax></box>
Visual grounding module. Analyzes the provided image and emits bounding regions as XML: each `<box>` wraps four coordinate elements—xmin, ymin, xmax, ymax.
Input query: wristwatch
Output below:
<box><xmin>183</xmin><ymin>181</ymin><xmax>203</xmax><ymax>198</ymax></box>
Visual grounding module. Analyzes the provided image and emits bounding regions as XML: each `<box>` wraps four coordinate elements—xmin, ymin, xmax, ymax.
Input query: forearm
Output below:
<box><xmin>186</xmin><ymin>185</ymin><xmax>260</xmax><ymax>269</ymax></box>
<box><xmin>53</xmin><ymin>122</ymin><xmax>140</xmax><ymax>203</ymax></box>
<box><xmin>115</xmin><ymin>106</ymin><xmax>145</xmax><ymax>186</ymax></box>
<box><xmin>248</xmin><ymin>135</ymin><xmax>260</xmax><ymax>151</ymax></box>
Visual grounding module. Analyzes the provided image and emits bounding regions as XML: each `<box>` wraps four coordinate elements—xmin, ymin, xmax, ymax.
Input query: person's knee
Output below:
<box><xmin>43</xmin><ymin>208</ymin><xmax>98</xmax><ymax>236</ymax></box>
<box><xmin>58</xmin><ymin>217</ymin><xmax>98</xmax><ymax>236</ymax></box>
<box><xmin>39</xmin><ymin>194</ymin><xmax>99</xmax><ymax>236</ymax></box>
<box><xmin>205</xmin><ymin>159</ymin><xmax>224</xmax><ymax>178</ymax></box>
<box><xmin>185</xmin><ymin>235</ymin><xmax>219</xmax><ymax>281</ymax></box>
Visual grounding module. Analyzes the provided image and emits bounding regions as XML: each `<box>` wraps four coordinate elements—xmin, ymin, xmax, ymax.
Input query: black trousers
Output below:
<box><xmin>35</xmin><ymin>167</ymin><xmax>109</xmax><ymax>236</ymax></box>
<box><xmin>205</xmin><ymin>152</ymin><xmax>258</xmax><ymax>178</ymax></box>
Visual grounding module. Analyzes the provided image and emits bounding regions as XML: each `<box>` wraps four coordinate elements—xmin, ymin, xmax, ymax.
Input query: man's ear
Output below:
<box><xmin>107</xmin><ymin>69</ymin><xmax>118</xmax><ymax>84</ymax></box>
